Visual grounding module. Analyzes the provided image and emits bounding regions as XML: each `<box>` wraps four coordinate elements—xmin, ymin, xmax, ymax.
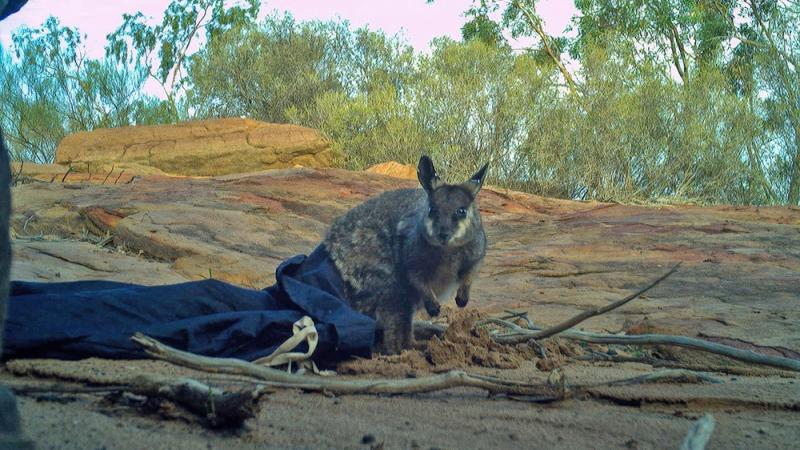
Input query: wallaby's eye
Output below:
<box><xmin>455</xmin><ymin>207</ymin><xmax>467</xmax><ymax>219</ymax></box>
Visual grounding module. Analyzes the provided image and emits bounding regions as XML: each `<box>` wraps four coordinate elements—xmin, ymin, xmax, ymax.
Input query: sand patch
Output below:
<box><xmin>337</xmin><ymin>308</ymin><xmax>588</xmax><ymax>376</ymax></box>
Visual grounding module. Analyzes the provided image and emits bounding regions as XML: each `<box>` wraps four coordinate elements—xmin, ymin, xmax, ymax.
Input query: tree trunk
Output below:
<box><xmin>788</xmin><ymin>123</ymin><xmax>800</xmax><ymax>205</ymax></box>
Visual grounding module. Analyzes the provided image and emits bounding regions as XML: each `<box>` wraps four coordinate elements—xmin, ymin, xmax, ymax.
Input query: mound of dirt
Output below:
<box><xmin>337</xmin><ymin>308</ymin><xmax>587</xmax><ymax>376</ymax></box>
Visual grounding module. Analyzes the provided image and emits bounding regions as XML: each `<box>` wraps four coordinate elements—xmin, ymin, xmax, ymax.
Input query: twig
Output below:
<box><xmin>577</xmin><ymin>354</ymin><xmax>797</xmax><ymax>377</ymax></box>
<box><xmin>131</xmin><ymin>333</ymin><xmax>563</xmax><ymax>400</ymax></box>
<box><xmin>11</xmin><ymin>160</ymin><xmax>24</xmax><ymax>186</ymax></box>
<box><xmin>500</xmin><ymin>309</ymin><xmax>536</xmax><ymax>329</ymax></box>
<box><xmin>86</xmin><ymin>162</ymin><xmax>91</xmax><ymax>181</ymax></box>
<box><xmin>11</xmin><ymin>383</ymin><xmax>128</xmax><ymax>394</ymax></box>
<box><xmin>496</xmin><ymin>329</ymin><xmax>800</xmax><ymax>373</ymax></box>
<box><xmin>512</xmin><ymin>263</ymin><xmax>681</xmax><ymax>341</ymax></box>
<box><xmin>8</xmin><ymin>374</ymin><xmax>258</xmax><ymax>429</ymax></box>
<box><xmin>114</xmin><ymin>169</ymin><xmax>125</xmax><ymax>184</ymax></box>
<box><xmin>413</xmin><ymin>320</ymin><xmax>447</xmax><ymax>341</ymax></box>
<box><xmin>582</xmin><ymin>369</ymin><xmax>722</xmax><ymax>387</ymax></box>
<box><xmin>96</xmin><ymin>233</ymin><xmax>115</xmax><ymax>247</ymax></box>
<box><xmin>481</xmin><ymin>318</ymin><xmax>800</xmax><ymax>373</ymax></box>
<box><xmin>680</xmin><ymin>414</ymin><xmax>716</xmax><ymax>450</ymax></box>
<box><xmin>61</xmin><ymin>165</ymin><xmax>73</xmax><ymax>183</ymax></box>
<box><xmin>102</xmin><ymin>165</ymin><xmax>115</xmax><ymax>184</ymax></box>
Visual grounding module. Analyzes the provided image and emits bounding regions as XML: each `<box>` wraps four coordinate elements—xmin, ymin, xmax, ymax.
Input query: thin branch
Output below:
<box><xmin>496</xmin><ymin>329</ymin><xmax>800</xmax><ymax>373</ymax></box>
<box><xmin>505</xmin><ymin>263</ymin><xmax>681</xmax><ymax>341</ymax></box>
<box><xmin>61</xmin><ymin>165</ymin><xmax>73</xmax><ymax>183</ymax></box>
<box><xmin>102</xmin><ymin>165</ymin><xmax>115</xmax><ymax>184</ymax></box>
<box><xmin>582</xmin><ymin>369</ymin><xmax>722</xmax><ymax>387</ymax></box>
<box><xmin>9</xmin><ymin>374</ymin><xmax>258</xmax><ymax>429</ymax></box>
<box><xmin>680</xmin><ymin>414</ymin><xmax>716</xmax><ymax>450</ymax></box>
<box><xmin>131</xmin><ymin>333</ymin><xmax>563</xmax><ymax>400</ymax></box>
<box><xmin>512</xmin><ymin>0</ymin><xmax>579</xmax><ymax>96</ymax></box>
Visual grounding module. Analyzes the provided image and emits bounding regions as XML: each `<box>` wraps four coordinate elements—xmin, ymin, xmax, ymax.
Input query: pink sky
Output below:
<box><xmin>0</xmin><ymin>0</ymin><xmax>577</xmax><ymax>57</ymax></box>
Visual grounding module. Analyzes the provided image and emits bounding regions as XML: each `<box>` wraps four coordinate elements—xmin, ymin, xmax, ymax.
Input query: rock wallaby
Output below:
<box><xmin>323</xmin><ymin>155</ymin><xmax>489</xmax><ymax>354</ymax></box>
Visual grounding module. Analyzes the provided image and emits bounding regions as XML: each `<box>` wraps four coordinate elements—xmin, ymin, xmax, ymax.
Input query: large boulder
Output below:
<box><xmin>366</xmin><ymin>161</ymin><xmax>417</xmax><ymax>180</ymax></box>
<box><xmin>55</xmin><ymin>118</ymin><xmax>334</xmax><ymax>176</ymax></box>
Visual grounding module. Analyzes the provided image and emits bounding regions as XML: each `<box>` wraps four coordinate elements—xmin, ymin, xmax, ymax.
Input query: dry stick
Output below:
<box><xmin>680</xmin><ymin>414</ymin><xmax>716</xmax><ymax>450</ymax></box>
<box><xmin>518</xmin><ymin>263</ymin><xmax>682</xmax><ymax>341</ymax></box>
<box><xmin>131</xmin><ymin>333</ymin><xmax>563</xmax><ymax>400</ymax></box>
<box><xmin>130</xmin><ymin>334</ymin><xmax>714</xmax><ymax>400</ymax></box>
<box><xmin>102</xmin><ymin>165</ymin><xmax>115</xmax><ymax>184</ymax></box>
<box><xmin>12</xmin><ymin>159</ymin><xmax>24</xmax><ymax>186</ymax></box>
<box><xmin>549</xmin><ymin>331</ymin><xmax>800</xmax><ymax>373</ymax></box>
<box><xmin>582</xmin><ymin>369</ymin><xmax>722</xmax><ymax>387</ymax></box>
<box><xmin>483</xmin><ymin>318</ymin><xmax>800</xmax><ymax>373</ymax></box>
<box><xmin>9</xmin><ymin>374</ymin><xmax>258</xmax><ymax>429</ymax></box>
<box><xmin>61</xmin><ymin>165</ymin><xmax>73</xmax><ymax>183</ymax></box>
<box><xmin>114</xmin><ymin>169</ymin><xmax>125</xmax><ymax>184</ymax></box>
<box><xmin>577</xmin><ymin>354</ymin><xmax>797</xmax><ymax>377</ymax></box>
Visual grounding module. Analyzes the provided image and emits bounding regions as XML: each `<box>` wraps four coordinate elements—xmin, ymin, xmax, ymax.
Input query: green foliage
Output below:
<box><xmin>2</xmin><ymin>0</ymin><xmax>798</xmax><ymax>205</ymax></box>
<box><xmin>0</xmin><ymin>17</ymin><xmax>171</xmax><ymax>163</ymax></box>
<box><xmin>105</xmin><ymin>0</ymin><xmax>259</xmax><ymax>117</ymax></box>
<box><xmin>187</xmin><ymin>15</ymin><xmax>341</xmax><ymax>122</ymax></box>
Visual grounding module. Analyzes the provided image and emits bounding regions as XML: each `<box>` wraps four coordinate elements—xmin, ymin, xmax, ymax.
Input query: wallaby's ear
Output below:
<box><xmin>417</xmin><ymin>155</ymin><xmax>442</xmax><ymax>193</ymax></box>
<box><xmin>463</xmin><ymin>162</ymin><xmax>489</xmax><ymax>196</ymax></box>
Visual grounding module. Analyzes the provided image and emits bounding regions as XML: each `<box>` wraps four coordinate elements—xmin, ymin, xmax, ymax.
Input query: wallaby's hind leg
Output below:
<box><xmin>374</xmin><ymin>302</ymin><xmax>415</xmax><ymax>355</ymax></box>
<box><xmin>456</xmin><ymin>263</ymin><xmax>481</xmax><ymax>308</ymax></box>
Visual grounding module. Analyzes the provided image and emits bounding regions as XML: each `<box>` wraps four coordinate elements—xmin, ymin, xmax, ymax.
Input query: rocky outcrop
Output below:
<box><xmin>366</xmin><ymin>161</ymin><xmax>417</xmax><ymax>180</ymax></box>
<box><xmin>55</xmin><ymin>118</ymin><xmax>334</xmax><ymax>176</ymax></box>
<box><xmin>10</xmin><ymin>167</ymin><xmax>800</xmax><ymax>352</ymax></box>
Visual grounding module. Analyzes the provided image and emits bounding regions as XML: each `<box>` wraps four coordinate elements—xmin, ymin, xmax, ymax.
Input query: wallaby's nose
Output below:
<box><xmin>438</xmin><ymin>232</ymin><xmax>449</xmax><ymax>242</ymax></box>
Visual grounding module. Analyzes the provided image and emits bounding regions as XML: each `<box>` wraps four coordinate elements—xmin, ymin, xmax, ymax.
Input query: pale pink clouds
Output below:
<box><xmin>0</xmin><ymin>0</ymin><xmax>578</xmax><ymax>58</ymax></box>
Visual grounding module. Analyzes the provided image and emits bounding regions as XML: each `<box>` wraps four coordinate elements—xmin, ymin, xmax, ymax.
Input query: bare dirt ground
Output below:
<box><xmin>4</xmin><ymin>167</ymin><xmax>800</xmax><ymax>449</ymax></box>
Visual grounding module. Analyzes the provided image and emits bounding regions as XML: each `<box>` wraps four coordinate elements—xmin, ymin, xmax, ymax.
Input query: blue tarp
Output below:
<box><xmin>2</xmin><ymin>245</ymin><xmax>375</xmax><ymax>363</ymax></box>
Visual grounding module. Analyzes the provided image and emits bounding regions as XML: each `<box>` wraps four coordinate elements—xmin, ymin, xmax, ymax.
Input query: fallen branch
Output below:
<box><xmin>10</xmin><ymin>374</ymin><xmax>258</xmax><ymax>429</ymax></box>
<box><xmin>583</xmin><ymin>369</ymin><xmax>722</xmax><ymax>387</ymax></box>
<box><xmin>680</xmin><ymin>414</ymin><xmax>716</xmax><ymax>450</ymax></box>
<box><xmin>11</xmin><ymin>159</ymin><xmax>24</xmax><ymax>186</ymax></box>
<box><xmin>504</xmin><ymin>263</ymin><xmax>681</xmax><ymax>341</ymax></box>
<box><xmin>61</xmin><ymin>165</ymin><xmax>73</xmax><ymax>183</ymax></box>
<box><xmin>485</xmin><ymin>319</ymin><xmax>800</xmax><ymax>373</ymax></box>
<box><xmin>577</xmin><ymin>354</ymin><xmax>797</xmax><ymax>377</ymax></box>
<box><xmin>102</xmin><ymin>165</ymin><xmax>115</xmax><ymax>184</ymax></box>
<box><xmin>131</xmin><ymin>333</ymin><xmax>563</xmax><ymax>400</ymax></box>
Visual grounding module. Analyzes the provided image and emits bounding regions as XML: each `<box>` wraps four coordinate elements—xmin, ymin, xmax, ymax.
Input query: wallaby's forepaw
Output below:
<box><xmin>424</xmin><ymin>299</ymin><xmax>441</xmax><ymax>317</ymax></box>
<box><xmin>455</xmin><ymin>293</ymin><xmax>469</xmax><ymax>308</ymax></box>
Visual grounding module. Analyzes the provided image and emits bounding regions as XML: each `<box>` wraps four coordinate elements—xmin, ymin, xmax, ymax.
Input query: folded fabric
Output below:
<box><xmin>2</xmin><ymin>245</ymin><xmax>375</xmax><ymax>364</ymax></box>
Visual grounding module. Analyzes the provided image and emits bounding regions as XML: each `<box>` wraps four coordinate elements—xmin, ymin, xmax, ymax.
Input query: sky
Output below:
<box><xmin>0</xmin><ymin>0</ymin><xmax>578</xmax><ymax>58</ymax></box>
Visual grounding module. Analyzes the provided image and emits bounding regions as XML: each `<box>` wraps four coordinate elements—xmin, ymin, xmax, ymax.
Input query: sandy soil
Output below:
<box><xmin>6</xmin><ymin>168</ymin><xmax>800</xmax><ymax>448</ymax></box>
<box><xmin>3</xmin><ymin>307</ymin><xmax>798</xmax><ymax>449</ymax></box>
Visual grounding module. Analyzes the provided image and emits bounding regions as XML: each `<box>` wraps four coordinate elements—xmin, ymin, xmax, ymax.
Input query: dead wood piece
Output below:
<box><xmin>554</xmin><ymin>331</ymin><xmax>800</xmax><ymax>373</ymax></box>
<box><xmin>102</xmin><ymin>165</ymin><xmax>115</xmax><ymax>184</ymax></box>
<box><xmin>585</xmin><ymin>369</ymin><xmax>722</xmax><ymax>387</ymax></box>
<box><xmin>9</xmin><ymin>374</ymin><xmax>258</xmax><ymax>429</ymax></box>
<box><xmin>578</xmin><ymin>354</ymin><xmax>798</xmax><ymax>377</ymax></box>
<box><xmin>131</xmin><ymin>333</ymin><xmax>564</xmax><ymax>400</ymax></box>
<box><xmin>680</xmin><ymin>414</ymin><xmax>716</xmax><ymax>450</ymax></box>
<box><xmin>413</xmin><ymin>320</ymin><xmax>447</xmax><ymax>341</ymax></box>
<box><xmin>484</xmin><ymin>318</ymin><xmax>800</xmax><ymax>373</ymax></box>
<box><xmin>508</xmin><ymin>263</ymin><xmax>681</xmax><ymax>341</ymax></box>
<box><xmin>61</xmin><ymin>165</ymin><xmax>73</xmax><ymax>183</ymax></box>
<box><xmin>129</xmin><ymin>375</ymin><xmax>256</xmax><ymax>429</ymax></box>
